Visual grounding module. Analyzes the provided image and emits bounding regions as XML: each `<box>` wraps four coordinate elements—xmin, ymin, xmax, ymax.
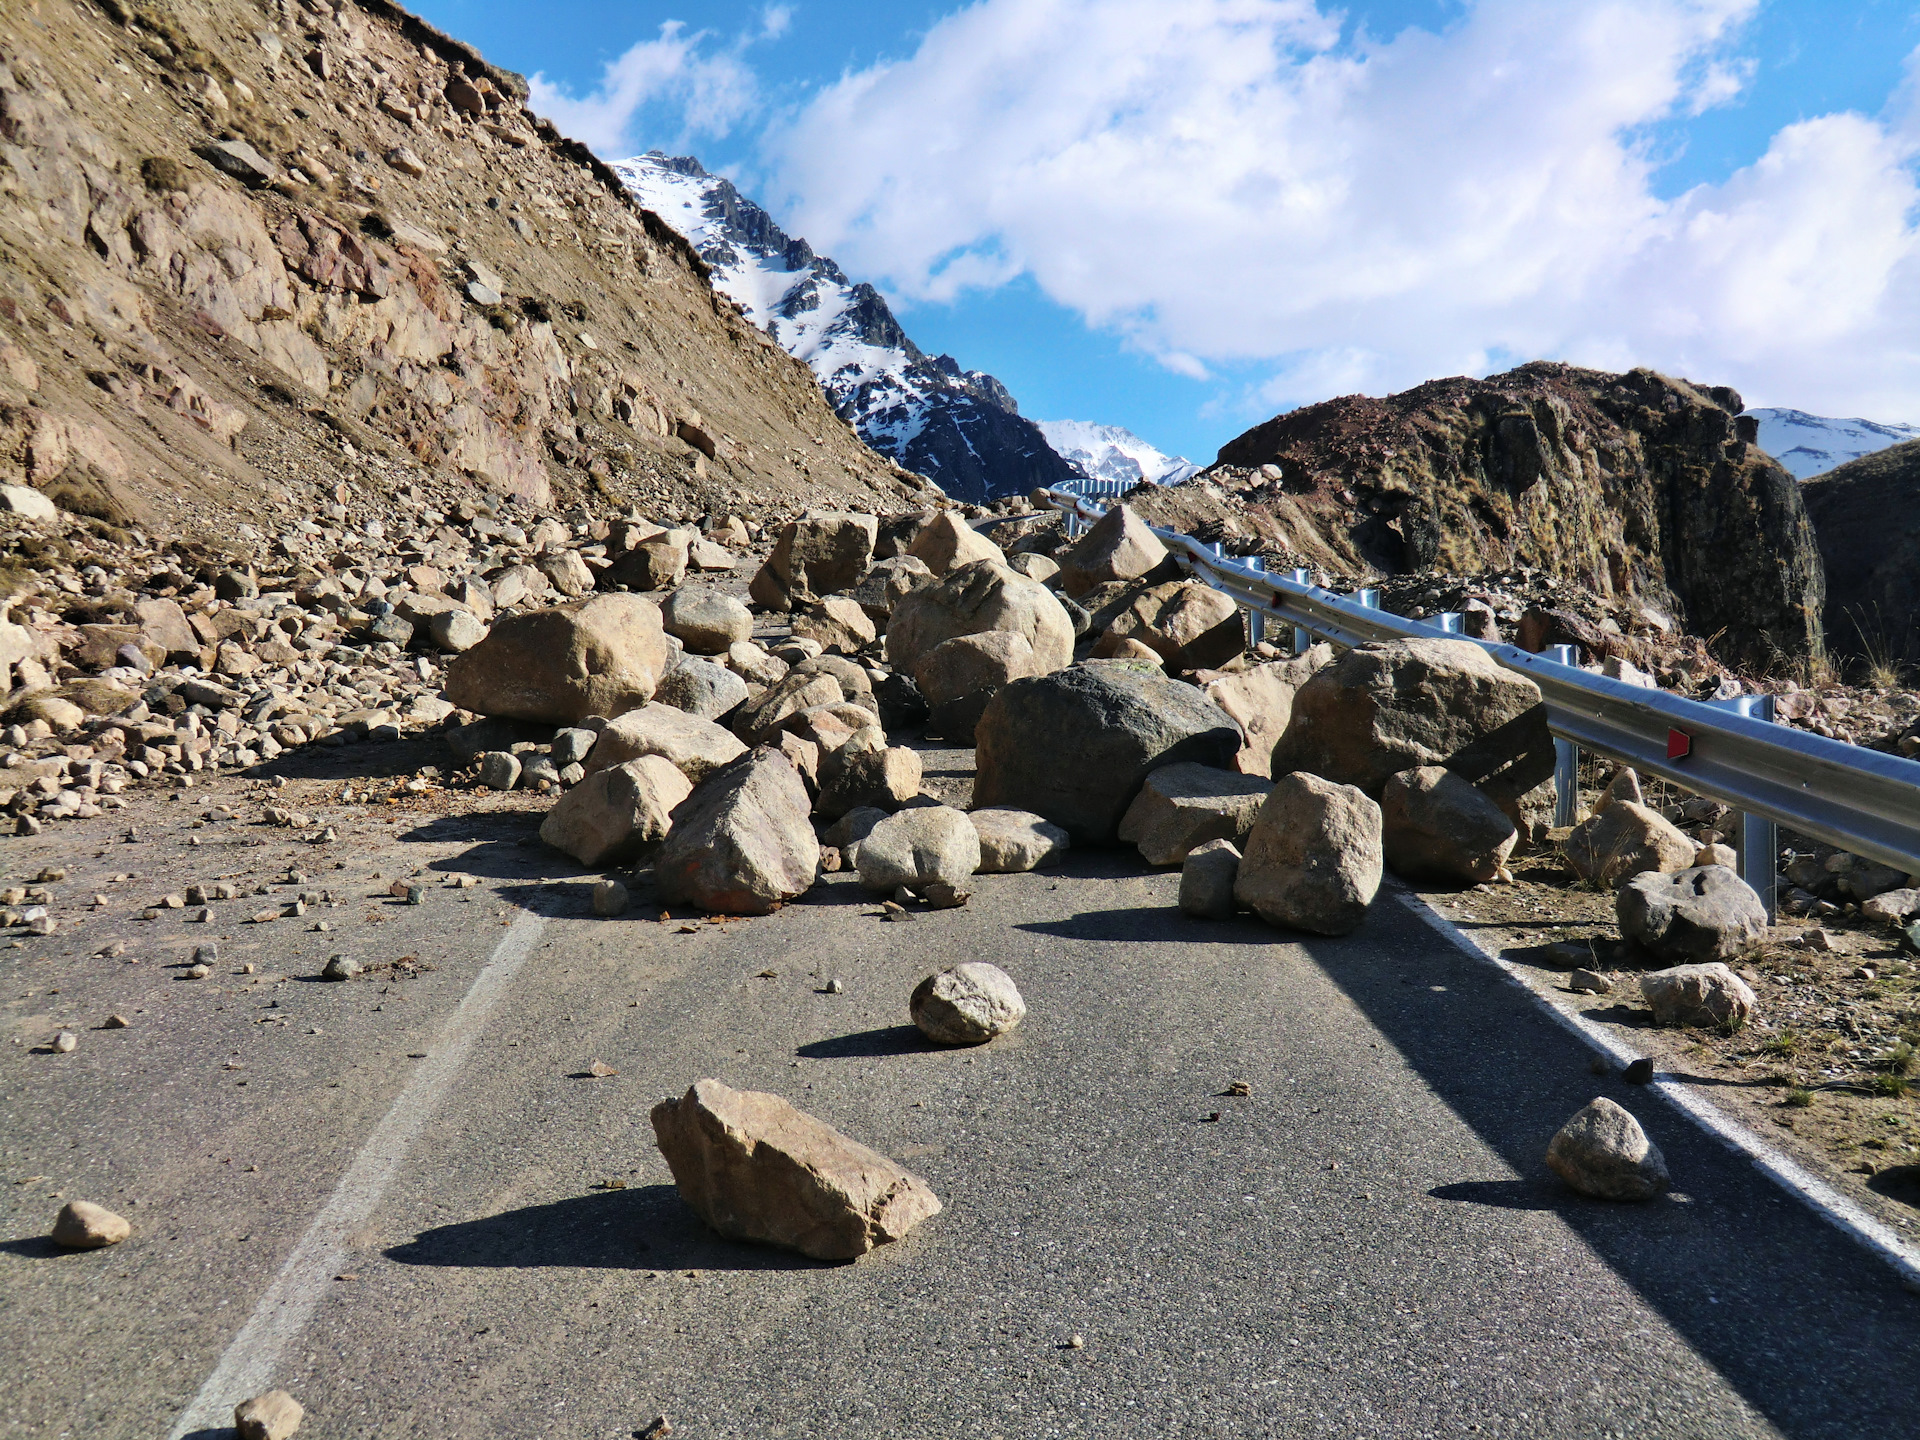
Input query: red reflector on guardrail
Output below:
<box><xmin>1668</xmin><ymin>729</ymin><xmax>1692</xmax><ymax>760</ymax></box>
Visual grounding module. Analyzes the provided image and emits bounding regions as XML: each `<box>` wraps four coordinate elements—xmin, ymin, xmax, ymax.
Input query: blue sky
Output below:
<box><xmin>415</xmin><ymin>1</ymin><xmax>1920</xmax><ymax>463</ymax></box>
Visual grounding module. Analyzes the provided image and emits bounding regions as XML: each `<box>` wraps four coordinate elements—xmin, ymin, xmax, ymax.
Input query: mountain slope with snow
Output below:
<box><xmin>1036</xmin><ymin>420</ymin><xmax>1199</xmax><ymax>486</ymax></box>
<box><xmin>1747</xmin><ymin>408</ymin><xmax>1920</xmax><ymax>480</ymax></box>
<box><xmin>611</xmin><ymin>153</ymin><xmax>1075</xmax><ymax>503</ymax></box>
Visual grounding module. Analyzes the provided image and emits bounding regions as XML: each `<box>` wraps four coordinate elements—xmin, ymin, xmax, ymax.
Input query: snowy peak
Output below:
<box><xmin>1747</xmin><ymin>407</ymin><xmax>1920</xmax><ymax>480</ymax></box>
<box><xmin>1037</xmin><ymin>419</ymin><xmax>1199</xmax><ymax>486</ymax></box>
<box><xmin>611</xmin><ymin>151</ymin><xmax>1075</xmax><ymax>502</ymax></box>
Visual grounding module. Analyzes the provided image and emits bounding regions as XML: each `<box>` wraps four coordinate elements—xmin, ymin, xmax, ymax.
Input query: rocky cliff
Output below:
<box><xmin>613</xmin><ymin>153</ymin><xmax>1077</xmax><ymax>505</ymax></box>
<box><xmin>0</xmin><ymin>0</ymin><xmax>918</xmax><ymax>545</ymax></box>
<box><xmin>1799</xmin><ymin>439</ymin><xmax>1920</xmax><ymax>667</ymax></box>
<box><xmin>1207</xmin><ymin>363</ymin><xmax>1825</xmax><ymax>672</ymax></box>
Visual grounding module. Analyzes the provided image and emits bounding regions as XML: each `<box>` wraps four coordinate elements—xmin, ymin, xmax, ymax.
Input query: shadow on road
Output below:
<box><xmin>384</xmin><ymin>1185</ymin><xmax>826</xmax><ymax>1272</ymax></box>
<box><xmin>796</xmin><ymin>1025</ymin><xmax>939</xmax><ymax>1059</ymax></box>
<box><xmin>1426</xmin><ymin>1179</ymin><xmax>1563</xmax><ymax>1211</ymax></box>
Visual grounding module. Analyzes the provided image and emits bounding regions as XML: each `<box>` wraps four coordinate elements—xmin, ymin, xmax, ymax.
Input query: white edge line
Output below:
<box><xmin>164</xmin><ymin>905</ymin><xmax>550</xmax><ymax>1438</ymax></box>
<box><xmin>1392</xmin><ymin>887</ymin><xmax>1920</xmax><ymax>1295</ymax></box>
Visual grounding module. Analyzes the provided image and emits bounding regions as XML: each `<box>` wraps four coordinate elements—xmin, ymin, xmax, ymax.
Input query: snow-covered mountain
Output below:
<box><xmin>1746</xmin><ymin>408</ymin><xmax>1920</xmax><ymax>480</ymax></box>
<box><xmin>1036</xmin><ymin>420</ymin><xmax>1199</xmax><ymax>486</ymax></box>
<box><xmin>611</xmin><ymin>153</ymin><xmax>1076</xmax><ymax>503</ymax></box>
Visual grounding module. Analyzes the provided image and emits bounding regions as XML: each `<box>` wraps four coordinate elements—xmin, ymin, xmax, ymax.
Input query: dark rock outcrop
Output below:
<box><xmin>1799</xmin><ymin>439</ymin><xmax>1920</xmax><ymax>666</ymax></box>
<box><xmin>1210</xmin><ymin>363</ymin><xmax>1825</xmax><ymax>671</ymax></box>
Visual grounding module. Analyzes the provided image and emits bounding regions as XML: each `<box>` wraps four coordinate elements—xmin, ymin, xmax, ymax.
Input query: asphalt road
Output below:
<box><xmin>5</xmin><ymin>774</ymin><xmax>1920</xmax><ymax>1439</ymax></box>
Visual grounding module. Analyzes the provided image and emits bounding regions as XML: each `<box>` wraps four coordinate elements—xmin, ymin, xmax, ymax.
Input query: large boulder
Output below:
<box><xmin>1055</xmin><ymin>504</ymin><xmax>1172</xmax><ymax>598</ymax></box>
<box><xmin>1618</xmin><ymin>866</ymin><xmax>1769</xmax><ymax>964</ymax></box>
<box><xmin>1202</xmin><ymin>645</ymin><xmax>1334</xmax><ymax>777</ymax></box>
<box><xmin>814</xmin><ymin>741</ymin><xmax>922</xmax><ymax>820</ymax></box>
<box><xmin>972</xmin><ymin>662</ymin><xmax>1243</xmax><ymax>843</ymax></box>
<box><xmin>970</xmin><ymin>808</ymin><xmax>1071</xmax><ymax>873</ymax></box>
<box><xmin>910</xmin><ymin>963</ymin><xmax>1026</xmax><ymax>1044</ymax></box>
<box><xmin>849</xmin><ymin>554</ymin><xmax>934</xmax><ymax>621</ymax></box>
<box><xmin>651</xmin><ymin>1079</ymin><xmax>941</xmax><ymax>1260</ymax></box>
<box><xmin>749</xmin><ymin>511</ymin><xmax>878</xmax><ymax>610</ymax></box>
<box><xmin>444</xmin><ymin>593</ymin><xmax>668</xmax><ymax>724</ymax></box>
<box><xmin>661</xmin><ymin>590</ymin><xmax>753</xmax><ymax>654</ymax></box>
<box><xmin>913</xmin><ymin>630</ymin><xmax>1041</xmax><ymax>741</ymax></box>
<box><xmin>653</xmin><ymin>656</ymin><xmax>750</xmax><ymax>721</ymax></box>
<box><xmin>855</xmin><ymin>805</ymin><xmax>982</xmax><ymax>892</ymax></box>
<box><xmin>539</xmin><ymin>756</ymin><xmax>691</xmax><ymax>867</ymax></box>
<box><xmin>1639</xmin><ymin>960</ymin><xmax>1758</xmax><ymax>1027</ymax></box>
<box><xmin>886</xmin><ymin>560</ymin><xmax>1074</xmax><ymax>677</ymax></box>
<box><xmin>1092</xmin><ymin>581</ymin><xmax>1243</xmax><ymax>671</ymax></box>
<box><xmin>1545</xmin><ymin>1098</ymin><xmax>1669</xmax><ymax>1201</ymax></box>
<box><xmin>653</xmin><ymin>749</ymin><xmax>820</xmax><ymax>915</ymax></box>
<box><xmin>1564</xmin><ymin>802</ymin><xmax>1696</xmax><ymax>887</ymax></box>
<box><xmin>1270</xmin><ymin>638</ymin><xmax>1554</xmax><ymax>814</ymax></box>
<box><xmin>1232</xmin><ymin>771</ymin><xmax>1383</xmax><ymax>935</ymax></box>
<box><xmin>1381</xmin><ymin>766</ymin><xmax>1517</xmax><ymax>884</ymax></box>
<box><xmin>1116</xmin><ymin>762</ymin><xmax>1272</xmax><ymax>866</ymax></box>
<box><xmin>583</xmin><ymin>704</ymin><xmax>747</xmax><ymax>784</ymax></box>
<box><xmin>791</xmin><ymin>596</ymin><xmax>877</xmax><ymax>655</ymax></box>
<box><xmin>906</xmin><ymin>511</ymin><xmax>1005</xmax><ymax>576</ymax></box>
<box><xmin>732</xmin><ymin>671</ymin><xmax>845</xmax><ymax>745</ymax></box>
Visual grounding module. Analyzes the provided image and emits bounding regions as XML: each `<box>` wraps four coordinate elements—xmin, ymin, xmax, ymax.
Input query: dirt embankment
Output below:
<box><xmin>0</xmin><ymin>0</ymin><xmax>925</xmax><ymax>546</ymax></box>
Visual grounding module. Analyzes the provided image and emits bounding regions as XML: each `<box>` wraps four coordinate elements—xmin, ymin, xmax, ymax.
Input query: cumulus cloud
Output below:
<box><xmin>528</xmin><ymin>22</ymin><xmax>759</xmax><ymax>155</ymax></box>
<box><xmin>752</xmin><ymin>0</ymin><xmax>1920</xmax><ymax>419</ymax></box>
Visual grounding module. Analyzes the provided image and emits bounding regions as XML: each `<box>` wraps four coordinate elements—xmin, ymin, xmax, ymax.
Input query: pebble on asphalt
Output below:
<box><xmin>104</xmin><ymin>1014</ymin><xmax>129</xmax><ymax>1028</ymax></box>
<box><xmin>321</xmin><ymin>954</ymin><xmax>362</xmax><ymax>981</ymax></box>
<box><xmin>50</xmin><ymin>1199</ymin><xmax>130</xmax><ymax>1249</ymax></box>
<box><xmin>51</xmin><ymin>1030</ymin><xmax>77</xmax><ymax>1053</ymax></box>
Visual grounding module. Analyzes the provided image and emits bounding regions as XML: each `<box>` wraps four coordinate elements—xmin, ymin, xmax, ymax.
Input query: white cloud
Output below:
<box><xmin>753</xmin><ymin>0</ymin><xmax>1920</xmax><ymax>420</ymax></box>
<box><xmin>528</xmin><ymin>22</ymin><xmax>759</xmax><ymax>155</ymax></box>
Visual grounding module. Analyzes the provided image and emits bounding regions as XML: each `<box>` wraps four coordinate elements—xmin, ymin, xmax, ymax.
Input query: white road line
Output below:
<box><xmin>1395</xmin><ymin>888</ymin><xmax>1920</xmax><ymax>1293</ymax></box>
<box><xmin>165</xmin><ymin>906</ymin><xmax>549</xmax><ymax>1438</ymax></box>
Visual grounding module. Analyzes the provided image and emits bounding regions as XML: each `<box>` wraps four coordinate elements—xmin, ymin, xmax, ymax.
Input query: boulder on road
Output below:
<box><xmin>1179</xmin><ymin>837</ymin><xmax>1241</xmax><ymax>920</ymax></box>
<box><xmin>970</xmin><ymin>808</ymin><xmax>1071</xmax><ymax>873</ymax></box>
<box><xmin>1116</xmin><ymin>762</ymin><xmax>1272</xmax><ymax>866</ymax></box>
<box><xmin>1233</xmin><ymin>771</ymin><xmax>1383</xmax><ymax>935</ymax></box>
<box><xmin>583</xmin><ymin>704</ymin><xmax>747</xmax><ymax>784</ymax></box>
<box><xmin>1270</xmin><ymin>638</ymin><xmax>1554</xmax><ymax>815</ymax></box>
<box><xmin>849</xmin><ymin>553</ymin><xmax>934</xmax><ymax>621</ymax></box>
<box><xmin>791</xmin><ymin>596</ymin><xmax>877</xmax><ymax>655</ymax></box>
<box><xmin>911</xmin><ymin>963</ymin><xmax>1026</xmax><ymax>1044</ymax></box>
<box><xmin>1639</xmin><ymin>960</ymin><xmax>1758</xmax><ymax>1028</ymax></box>
<box><xmin>913</xmin><ymin>630</ymin><xmax>1041</xmax><ymax>741</ymax></box>
<box><xmin>855</xmin><ymin>804</ymin><xmax>981</xmax><ymax>892</ymax></box>
<box><xmin>1055</xmin><ymin>504</ymin><xmax>1173</xmax><ymax>598</ymax></box>
<box><xmin>1631</xmin><ymin>863</ymin><xmax>1763</xmax><ymax>951</ymax></box>
<box><xmin>653</xmin><ymin>749</ymin><xmax>820</xmax><ymax>915</ymax></box>
<box><xmin>972</xmin><ymin>662</ymin><xmax>1242</xmax><ymax>844</ymax></box>
<box><xmin>1564</xmin><ymin>802</ymin><xmax>1697</xmax><ymax>887</ymax></box>
<box><xmin>886</xmin><ymin>559</ymin><xmax>1074</xmax><ymax>677</ymax></box>
<box><xmin>444</xmin><ymin>593</ymin><xmax>668</xmax><ymax>724</ymax></box>
<box><xmin>749</xmin><ymin>511</ymin><xmax>878</xmax><ymax>610</ymax></box>
<box><xmin>1092</xmin><ymin>580</ymin><xmax>1243</xmax><ymax>671</ymax></box>
<box><xmin>50</xmin><ymin>1199</ymin><xmax>130</xmax><ymax>1249</ymax></box>
<box><xmin>233</xmin><ymin>1390</ymin><xmax>304</xmax><ymax>1440</ymax></box>
<box><xmin>539</xmin><ymin>755</ymin><xmax>691</xmax><ymax>867</ymax></box>
<box><xmin>653</xmin><ymin>656</ymin><xmax>750</xmax><ymax>721</ymax></box>
<box><xmin>906</xmin><ymin>511</ymin><xmax>1005</xmax><ymax>576</ymax></box>
<box><xmin>732</xmin><ymin>671</ymin><xmax>843</xmax><ymax>745</ymax></box>
<box><xmin>661</xmin><ymin>590</ymin><xmax>753</xmax><ymax>654</ymax></box>
<box><xmin>814</xmin><ymin>741</ymin><xmax>922</xmax><ymax>820</ymax></box>
<box><xmin>1546</xmin><ymin>1097</ymin><xmax>1669</xmax><ymax>1201</ymax></box>
<box><xmin>1202</xmin><ymin>645</ymin><xmax>1334</xmax><ymax>777</ymax></box>
<box><xmin>1381</xmin><ymin>766</ymin><xmax>1517</xmax><ymax>884</ymax></box>
<box><xmin>651</xmin><ymin>1078</ymin><xmax>941</xmax><ymax>1260</ymax></box>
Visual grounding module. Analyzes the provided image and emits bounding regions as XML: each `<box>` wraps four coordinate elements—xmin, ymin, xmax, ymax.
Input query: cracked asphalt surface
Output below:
<box><xmin>5</xmin><ymin>764</ymin><xmax>1920</xmax><ymax>1439</ymax></box>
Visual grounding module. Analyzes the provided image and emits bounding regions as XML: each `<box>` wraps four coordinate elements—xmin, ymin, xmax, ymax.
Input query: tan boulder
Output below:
<box><xmin>661</xmin><ymin>590</ymin><xmax>753</xmax><ymax>653</ymax></box>
<box><xmin>1116</xmin><ymin>761</ymin><xmax>1272</xmax><ymax>866</ymax></box>
<box><xmin>537</xmin><ymin>548</ymin><xmax>595</xmax><ymax>597</ymax></box>
<box><xmin>50</xmin><ymin>1199</ymin><xmax>130</xmax><ymax>1249</ymax></box>
<box><xmin>1093</xmin><ymin>580</ymin><xmax>1243</xmax><ymax>670</ymax></box>
<box><xmin>132</xmin><ymin>598</ymin><xmax>198</xmax><ymax>661</ymax></box>
<box><xmin>886</xmin><ymin>560</ymin><xmax>1074</xmax><ymax>677</ymax></box>
<box><xmin>906</xmin><ymin>511</ymin><xmax>1005</xmax><ymax>575</ymax></box>
<box><xmin>1233</xmin><ymin>771</ymin><xmax>1383</xmax><ymax>935</ymax></box>
<box><xmin>1202</xmin><ymin>645</ymin><xmax>1334</xmax><ymax>777</ymax></box>
<box><xmin>791</xmin><ymin>596</ymin><xmax>877</xmax><ymax>655</ymax></box>
<box><xmin>1563</xmin><ymin>801</ymin><xmax>1696</xmax><ymax>887</ymax></box>
<box><xmin>582</xmin><ymin>703</ymin><xmax>746</xmax><ymax>783</ymax></box>
<box><xmin>733</xmin><ymin>671</ymin><xmax>845</xmax><ymax>745</ymax></box>
<box><xmin>233</xmin><ymin>1390</ymin><xmax>304</xmax><ymax>1440</ymax></box>
<box><xmin>653</xmin><ymin>749</ymin><xmax>820</xmax><ymax>915</ymax></box>
<box><xmin>814</xmin><ymin>741</ymin><xmax>922</xmax><ymax>820</ymax></box>
<box><xmin>444</xmin><ymin>593</ymin><xmax>668</xmax><ymax>724</ymax></box>
<box><xmin>538</xmin><ymin>755</ymin><xmax>691</xmax><ymax>866</ymax></box>
<box><xmin>855</xmin><ymin>805</ymin><xmax>981</xmax><ymax>892</ymax></box>
<box><xmin>1055</xmin><ymin>503</ymin><xmax>1171</xmax><ymax>597</ymax></box>
<box><xmin>913</xmin><ymin>630</ymin><xmax>1041</xmax><ymax>741</ymax></box>
<box><xmin>750</xmin><ymin>510</ymin><xmax>878</xmax><ymax>610</ymax></box>
<box><xmin>1381</xmin><ymin>766</ymin><xmax>1517</xmax><ymax>884</ymax></box>
<box><xmin>969</xmin><ymin>808</ymin><xmax>1071</xmax><ymax>873</ymax></box>
<box><xmin>1639</xmin><ymin>959</ymin><xmax>1759</xmax><ymax>1026</ymax></box>
<box><xmin>1546</xmin><ymin>1098</ymin><xmax>1669</xmax><ymax>1201</ymax></box>
<box><xmin>651</xmin><ymin>1079</ymin><xmax>941</xmax><ymax>1260</ymax></box>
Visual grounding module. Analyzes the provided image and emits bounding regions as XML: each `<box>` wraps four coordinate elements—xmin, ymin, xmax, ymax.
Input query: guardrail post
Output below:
<box><xmin>1355</xmin><ymin>588</ymin><xmax>1380</xmax><ymax>611</ymax></box>
<box><xmin>1436</xmin><ymin>611</ymin><xmax>1462</xmax><ymax>634</ymax></box>
<box><xmin>1547</xmin><ymin>644</ymin><xmax>1582</xmax><ymax>828</ymax></box>
<box><xmin>1246</xmin><ymin>557</ymin><xmax>1266</xmax><ymax>646</ymax></box>
<box><xmin>1707</xmin><ymin>693</ymin><xmax>1780</xmax><ymax>919</ymax></box>
<box><xmin>1290</xmin><ymin>569</ymin><xmax>1311</xmax><ymax>654</ymax></box>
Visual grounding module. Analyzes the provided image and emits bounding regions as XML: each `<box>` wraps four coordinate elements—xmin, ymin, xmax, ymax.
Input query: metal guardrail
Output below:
<box><xmin>1040</xmin><ymin>486</ymin><xmax>1920</xmax><ymax>910</ymax></box>
<box><xmin>1057</xmin><ymin>476</ymin><xmax>1151</xmax><ymax>501</ymax></box>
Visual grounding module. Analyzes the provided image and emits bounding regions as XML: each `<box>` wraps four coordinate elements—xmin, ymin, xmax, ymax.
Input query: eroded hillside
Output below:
<box><xmin>0</xmin><ymin>0</ymin><xmax>924</xmax><ymax>543</ymax></box>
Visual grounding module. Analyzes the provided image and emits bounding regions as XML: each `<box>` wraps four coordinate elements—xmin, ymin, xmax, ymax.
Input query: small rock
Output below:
<box><xmin>592</xmin><ymin>880</ymin><xmax>630</xmax><ymax>917</ymax></box>
<box><xmin>855</xmin><ymin>805</ymin><xmax>981</xmax><ymax>893</ymax></box>
<box><xmin>1178</xmin><ymin>838</ymin><xmax>1241</xmax><ymax>921</ymax></box>
<box><xmin>104</xmin><ymin>1014</ymin><xmax>129</xmax><ymax>1028</ymax></box>
<box><xmin>1568</xmin><ymin>969</ymin><xmax>1612</xmax><ymax>994</ymax></box>
<box><xmin>50</xmin><ymin>1199</ymin><xmax>130</xmax><ymax>1248</ymax></box>
<box><xmin>477</xmin><ymin>750</ymin><xmax>521</xmax><ymax>790</ymax></box>
<box><xmin>321</xmin><ymin>954</ymin><xmax>361</xmax><ymax>981</ymax></box>
<box><xmin>1623</xmin><ymin>1057</ymin><xmax>1655</xmax><ymax>1085</ymax></box>
<box><xmin>1545</xmin><ymin>1096</ymin><xmax>1669</xmax><ymax>1200</ymax></box>
<box><xmin>911</xmin><ymin>962</ymin><xmax>1026</xmax><ymax>1044</ymax></box>
<box><xmin>824</xmin><ymin>978</ymin><xmax>845</xmax><ymax>994</ymax></box>
<box><xmin>1801</xmin><ymin>927</ymin><xmax>1834</xmax><ymax>952</ymax></box>
<box><xmin>969</xmin><ymin>808</ymin><xmax>1071</xmax><ymax>873</ymax></box>
<box><xmin>1641</xmin><ymin>962</ymin><xmax>1756</xmax><ymax>1028</ymax></box>
<box><xmin>51</xmin><ymin>1030</ymin><xmax>77</xmax><ymax>1053</ymax></box>
<box><xmin>233</xmin><ymin>1389</ymin><xmax>304</xmax><ymax>1440</ymax></box>
<box><xmin>184</xmin><ymin>963</ymin><xmax>211</xmax><ymax>979</ymax></box>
